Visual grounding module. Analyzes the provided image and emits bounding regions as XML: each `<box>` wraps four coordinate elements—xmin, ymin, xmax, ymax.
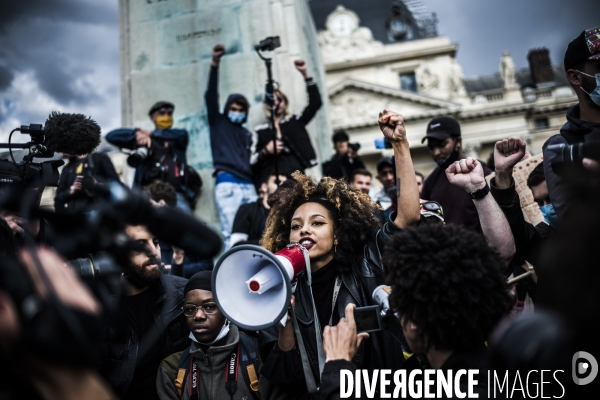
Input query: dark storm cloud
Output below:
<box><xmin>0</xmin><ymin>0</ymin><xmax>119</xmax><ymax>126</ymax></box>
<box><xmin>0</xmin><ymin>0</ymin><xmax>117</xmax><ymax>31</ymax></box>
<box><xmin>308</xmin><ymin>0</ymin><xmax>600</xmax><ymax>77</ymax></box>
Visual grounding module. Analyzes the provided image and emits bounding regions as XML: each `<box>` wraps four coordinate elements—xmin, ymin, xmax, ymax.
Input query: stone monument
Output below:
<box><xmin>118</xmin><ymin>0</ymin><xmax>331</xmax><ymax>229</ymax></box>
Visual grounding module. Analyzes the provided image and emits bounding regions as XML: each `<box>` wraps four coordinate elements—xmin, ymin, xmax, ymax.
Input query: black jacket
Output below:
<box><xmin>322</xmin><ymin>153</ymin><xmax>366</xmax><ymax>181</ymax></box>
<box><xmin>54</xmin><ymin>153</ymin><xmax>120</xmax><ymax>213</ymax></box>
<box><xmin>490</xmin><ymin>177</ymin><xmax>554</xmax><ymax>268</ymax></box>
<box><xmin>260</xmin><ymin>214</ymin><xmax>408</xmax><ymax>398</ymax></box>
<box><xmin>100</xmin><ymin>273</ymin><xmax>189</xmax><ymax>398</ymax></box>
<box><xmin>253</xmin><ymin>80</ymin><xmax>321</xmax><ymax>182</ymax></box>
<box><xmin>543</xmin><ymin>104</ymin><xmax>600</xmax><ymax>221</ymax></box>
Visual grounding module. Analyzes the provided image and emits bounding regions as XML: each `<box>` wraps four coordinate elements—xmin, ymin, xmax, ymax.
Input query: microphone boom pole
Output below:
<box><xmin>256</xmin><ymin>37</ymin><xmax>282</xmax><ymax>186</ymax></box>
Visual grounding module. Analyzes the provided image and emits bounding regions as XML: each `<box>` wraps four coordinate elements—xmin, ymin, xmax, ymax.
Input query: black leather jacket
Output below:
<box><xmin>100</xmin><ymin>273</ymin><xmax>189</xmax><ymax>397</ymax></box>
<box><xmin>260</xmin><ymin>214</ymin><xmax>409</xmax><ymax>397</ymax></box>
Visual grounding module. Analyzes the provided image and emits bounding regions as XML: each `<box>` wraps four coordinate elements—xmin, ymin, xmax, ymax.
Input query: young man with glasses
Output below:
<box><xmin>106</xmin><ymin>101</ymin><xmax>193</xmax><ymax>213</ymax></box>
<box><xmin>157</xmin><ymin>271</ymin><xmax>262</xmax><ymax>400</ymax></box>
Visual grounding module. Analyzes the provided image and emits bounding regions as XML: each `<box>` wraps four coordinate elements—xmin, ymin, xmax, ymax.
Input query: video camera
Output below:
<box><xmin>0</xmin><ymin>124</ymin><xmax>63</xmax><ymax>187</ymax></box>
<box><xmin>255</xmin><ymin>36</ymin><xmax>281</xmax><ymax>52</ymax></box>
<box><xmin>0</xmin><ymin>113</ymin><xmax>103</xmax><ymax>188</ymax></box>
<box><xmin>546</xmin><ymin>140</ymin><xmax>600</xmax><ymax>175</ymax></box>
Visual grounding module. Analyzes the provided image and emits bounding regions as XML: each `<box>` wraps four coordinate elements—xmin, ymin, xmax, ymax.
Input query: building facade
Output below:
<box><xmin>313</xmin><ymin>1</ymin><xmax>577</xmax><ymax>188</ymax></box>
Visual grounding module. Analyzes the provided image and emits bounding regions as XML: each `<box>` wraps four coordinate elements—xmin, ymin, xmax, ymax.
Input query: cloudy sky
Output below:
<box><xmin>0</xmin><ymin>0</ymin><xmax>598</xmax><ymax>142</ymax></box>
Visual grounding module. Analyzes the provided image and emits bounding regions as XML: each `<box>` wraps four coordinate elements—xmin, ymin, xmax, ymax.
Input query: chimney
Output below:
<box><xmin>527</xmin><ymin>48</ymin><xmax>554</xmax><ymax>87</ymax></box>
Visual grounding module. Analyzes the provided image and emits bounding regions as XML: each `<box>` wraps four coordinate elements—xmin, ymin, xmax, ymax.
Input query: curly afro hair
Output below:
<box><xmin>384</xmin><ymin>224</ymin><xmax>512</xmax><ymax>352</ymax></box>
<box><xmin>261</xmin><ymin>172</ymin><xmax>381</xmax><ymax>271</ymax></box>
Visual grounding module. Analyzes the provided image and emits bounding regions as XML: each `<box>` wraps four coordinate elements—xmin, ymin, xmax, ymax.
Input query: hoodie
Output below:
<box><xmin>543</xmin><ymin>104</ymin><xmax>600</xmax><ymax>221</ymax></box>
<box><xmin>205</xmin><ymin>65</ymin><xmax>254</xmax><ymax>183</ymax></box>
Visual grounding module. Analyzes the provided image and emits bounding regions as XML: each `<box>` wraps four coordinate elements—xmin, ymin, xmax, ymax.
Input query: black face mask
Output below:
<box><xmin>436</xmin><ymin>143</ymin><xmax>460</xmax><ymax>169</ymax></box>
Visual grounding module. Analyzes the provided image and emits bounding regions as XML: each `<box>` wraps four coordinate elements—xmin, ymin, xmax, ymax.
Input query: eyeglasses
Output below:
<box><xmin>181</xmin><ymin>303</ymin><xmax>219</xmax><ymax>316</ymax></box>
<box><xmin>420</xmin><ymin>201</ymin><xmax>444</xmax><ymax>216</ymax></box>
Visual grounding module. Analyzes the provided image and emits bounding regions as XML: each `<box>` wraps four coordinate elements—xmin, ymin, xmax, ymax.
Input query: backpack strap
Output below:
<box><xmin>174</xmin><ymin>347</ymin><xmax>192</xmax><ymax>398</ymax></box>
<box><xmin>239</xmin><ymin>333</ymin><xmax>261</xmax><ymax>399</ymax></box>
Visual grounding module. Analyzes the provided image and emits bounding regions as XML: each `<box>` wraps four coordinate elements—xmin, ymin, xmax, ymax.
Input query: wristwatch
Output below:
<box><xmin>470</xmin><ymin>182</ymin><xmax>490</xmax><ymax>200</ymax></box>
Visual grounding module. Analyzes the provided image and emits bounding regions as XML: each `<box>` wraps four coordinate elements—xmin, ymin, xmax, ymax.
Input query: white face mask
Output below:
<box><xmin>577</xmin><ymin>70</ymin><xmax>600</xmax><ymax>107</ymax></box>
<box><xmin>189</xmin><ymin>319</ymin><xmax>231</xmax><ymax>346</ymax></box>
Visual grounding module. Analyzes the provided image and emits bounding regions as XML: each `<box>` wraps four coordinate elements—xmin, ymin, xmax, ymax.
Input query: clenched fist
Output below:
<box><xmin>378</xmin><ymin>110</ymin><xmax>407</xmax><ymax>145</ymax></box>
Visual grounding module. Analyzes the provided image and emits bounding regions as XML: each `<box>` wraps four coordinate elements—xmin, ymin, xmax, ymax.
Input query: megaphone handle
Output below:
<box><xmin>279</xmin><ymin>311</ymin><xmax>288</xmax><ymax>327</ymax></box>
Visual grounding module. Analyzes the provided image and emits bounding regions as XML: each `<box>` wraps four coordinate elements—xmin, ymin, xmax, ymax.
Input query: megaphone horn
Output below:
<box><xmin>212</xmin><ymin>244</ymin><xmax>308</xmax><ymax>331</ymax></box>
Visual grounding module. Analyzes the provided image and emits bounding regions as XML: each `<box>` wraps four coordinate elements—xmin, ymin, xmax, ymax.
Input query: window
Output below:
<box><xmin>534</xmin><ymin>117</ymin><xmax>549</xmax><ymax>130</ymax></box>
<box><xmin>399</xmin><ymin>72</ymin><xmax>417</xmax><ymax>93</ymax></box>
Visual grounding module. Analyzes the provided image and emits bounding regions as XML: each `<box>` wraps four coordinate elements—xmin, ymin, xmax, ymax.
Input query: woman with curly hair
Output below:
<box><xmin>258</xmin><ymin>110</ymin><xmax>421</xmax><ymax>397</ymax></box>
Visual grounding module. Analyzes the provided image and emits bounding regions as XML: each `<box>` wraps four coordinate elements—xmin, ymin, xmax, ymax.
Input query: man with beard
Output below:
<box><xmin>101</xmin><ymin>225</ymin><xmax>189</xmax><ymax>400</ymax></box>
<box><xmin>420</xmin><ymin>116</ymin><xmax>492</xmax><ymax>231</ymax></box>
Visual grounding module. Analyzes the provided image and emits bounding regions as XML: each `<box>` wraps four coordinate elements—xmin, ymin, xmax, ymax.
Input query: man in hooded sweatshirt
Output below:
<box><xmin>542</xmin><ymin>26</ymin><xmax>600</xmax><ymax>222</ymax></box>
<box><xmin>205</xmin><ymin>44</ymin><xmax>258</xmax><ymax>249</ymax></box>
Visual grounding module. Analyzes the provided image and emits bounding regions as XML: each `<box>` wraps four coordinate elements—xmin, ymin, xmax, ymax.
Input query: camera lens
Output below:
<box><xmin>127</xmin><ymin>147</ymin><xmax>149</xmax><ymax>168</ymax></box>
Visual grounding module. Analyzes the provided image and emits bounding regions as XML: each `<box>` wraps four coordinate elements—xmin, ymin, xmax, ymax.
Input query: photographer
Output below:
<box><xmin>543</xmin><ymin>26</ymin><xmax>600</xmax><ymax>222</ymax></box>
<box><xmin>252</xmin><ymin>59</ymin><xmax>322</xmax><ymax>181</ymax></box>
<box><xmin>106</xmin><ymin>102</ymin><xmax>193</xmax><ymax>213</ymax></box>
<box><xmin>54</xmin><ymin>152</ymin><xmax>120</xmax><ymax>214</ymax></box>
<box><xmin>322</xmin><ymin>130</ymin><xmax>365</xmax><ymax>180</ymax></box>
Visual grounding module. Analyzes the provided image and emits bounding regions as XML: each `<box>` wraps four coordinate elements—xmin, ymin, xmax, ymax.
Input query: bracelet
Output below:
<box><xmin>470</xmin><ymin>182</ymin><xmax>490</xmax><ymax>200</ymax></box>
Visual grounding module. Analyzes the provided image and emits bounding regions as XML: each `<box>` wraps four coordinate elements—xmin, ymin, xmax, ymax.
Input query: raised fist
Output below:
<box><xmin>446</xmin><ymin>157</ymin><xmax>486</xmax><ymax>194</ymax></box>
<box><xmin>212</xmin><ymin>44</ymin><xmax>226</xmax><ymax>65</ymax></box>
<box><xmin>378</xmin><ymin>110</ymin><xmax>407</xmax><ymax>144</ymax></box>
<box><xmin>294</xmin><ymin>59</ymin><xmax>310</xmax><ymax>79</ymax></box>
<box><xmin>494</xmin><ymin>137</ymin><xmax>527</xmax><ymax>174</ymax></box>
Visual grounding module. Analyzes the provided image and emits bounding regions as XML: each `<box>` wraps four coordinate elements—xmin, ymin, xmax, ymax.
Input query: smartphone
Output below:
<box><xmin>374</xmin><ymin>138</ymin><xmax>393</xmax><ymax>149</ymax></box>
<box><xmin>353</xmin><ymin>305</ymin><xmax>383</xmax><ymax>333</ymax></box>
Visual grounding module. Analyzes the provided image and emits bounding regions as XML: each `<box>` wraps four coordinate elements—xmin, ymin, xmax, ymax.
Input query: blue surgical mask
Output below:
<box><xmin>228</xmin><ymin>111</ymin><xmax>246</xmax><ymax>124</ymax></box>
<box><xmin>577</xmin><ymin>70</ymin><xmax>600</xmax><ymax>107</ymax></box>
<box><xmin>539</xmin><ymin>203</ymin><xmax>558</xmax><ymax>229</ymax></box>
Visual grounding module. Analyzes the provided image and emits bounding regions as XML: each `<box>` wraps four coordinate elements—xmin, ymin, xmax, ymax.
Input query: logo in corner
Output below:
<box><xmin>572</xmin><ymin>351</ymin><xmax>598</xmax><ymax>385</ymax></box>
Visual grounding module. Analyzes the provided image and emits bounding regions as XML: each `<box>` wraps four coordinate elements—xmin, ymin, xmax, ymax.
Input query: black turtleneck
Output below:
<box><xmin>310</xmin><ymin>260</ymin><xmax>339</xmax><ymax>331</ymax></box>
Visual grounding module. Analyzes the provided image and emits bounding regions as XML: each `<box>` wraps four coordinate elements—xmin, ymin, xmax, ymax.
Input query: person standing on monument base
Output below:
<box><xmin>252</xmin><ymin>58</ymin><xmax>322</xmax><ymax>184</ymax></box>
<box><xmin>206</xmin><ymin>44</ymin><xmax>258</xmax><ymax>250</ymax></box>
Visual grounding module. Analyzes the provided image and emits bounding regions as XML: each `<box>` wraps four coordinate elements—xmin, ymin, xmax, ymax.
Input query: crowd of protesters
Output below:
<box><xmin>1</xmin><ymin>26</ymin><xmax>600</xmax><ymax>400</ymax></box>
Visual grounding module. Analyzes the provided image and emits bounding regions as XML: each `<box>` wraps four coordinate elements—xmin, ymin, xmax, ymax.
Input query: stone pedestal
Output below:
<box><xmin>118</xmin><ymin>0</ymin><xmax>331</xmax><ymax>230</ymax></box>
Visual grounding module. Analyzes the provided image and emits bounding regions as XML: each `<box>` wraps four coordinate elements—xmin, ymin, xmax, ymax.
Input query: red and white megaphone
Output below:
<box><xmin>212</xmin><ymin>244</ymin><xmax>308</xmax><ymax>331</ymax></box>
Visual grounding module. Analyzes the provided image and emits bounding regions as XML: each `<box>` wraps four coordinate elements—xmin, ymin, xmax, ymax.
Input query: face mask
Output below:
<box><xmin>436</xmin><ymin>143</ymin><xmax>460</xmax><ymax>169</ymax></box>
<box><xmin>190</xmin><ymin>319</ymin><xmax>231</xmax><ymax>346</ymax></box>
<box><xmin>228</xmin><ymin>111</ymin><xmax>246</xmax><ymax>124</ymax></box>
<box><xmin>539</xmin><ymin>203</ymin><xmax>558</xmax><ymax>229</ymax></box>
<box><xmin>577</xmin><ymin>70</ymin><xmax>600</xmax><ymax>107</ymax></box>
<box><xmin>155</xmin><ymin>116</ymin><xmax>173</xmax><ymax>130</ymax></box>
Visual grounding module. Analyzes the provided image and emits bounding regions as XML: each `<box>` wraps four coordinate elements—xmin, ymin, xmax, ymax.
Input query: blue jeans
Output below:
<box><xmin>215</xmin><ymin>181</ymin><xmax>257</xmax><ymax>249</ymax></box>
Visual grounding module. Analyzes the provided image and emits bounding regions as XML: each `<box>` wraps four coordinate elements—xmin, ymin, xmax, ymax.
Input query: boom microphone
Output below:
<box><xmin>44</xmin><ymin>111</ymin><xmax>102</xmax><ymax>156</ymax></box>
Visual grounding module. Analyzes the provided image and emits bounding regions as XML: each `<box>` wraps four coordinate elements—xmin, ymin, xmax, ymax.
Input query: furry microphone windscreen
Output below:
<box><xmin>44</xmin><ymin>112</ymin><xmax>102</xmax><ymax>156</ymax></box>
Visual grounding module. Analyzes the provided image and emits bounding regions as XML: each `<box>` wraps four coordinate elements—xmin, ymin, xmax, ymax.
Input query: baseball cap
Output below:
<box><xmin>564</xmin><ymin>26</ymin><xmax>600</xmax><ymax>71</ymax></box>
<box><xmin>421</xmin><ymin>116</ymin><xmax>461</xmax><ymax>144</ymax></box>
<box><xmin>148</xmin><ymin>101</ymin><xmax>175</xmax><ymax>116</ymax></box>
<box><xmin>377</xmin><ymin>156</ymin><xmax>393</xmax><ymax>172</ymax></box>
